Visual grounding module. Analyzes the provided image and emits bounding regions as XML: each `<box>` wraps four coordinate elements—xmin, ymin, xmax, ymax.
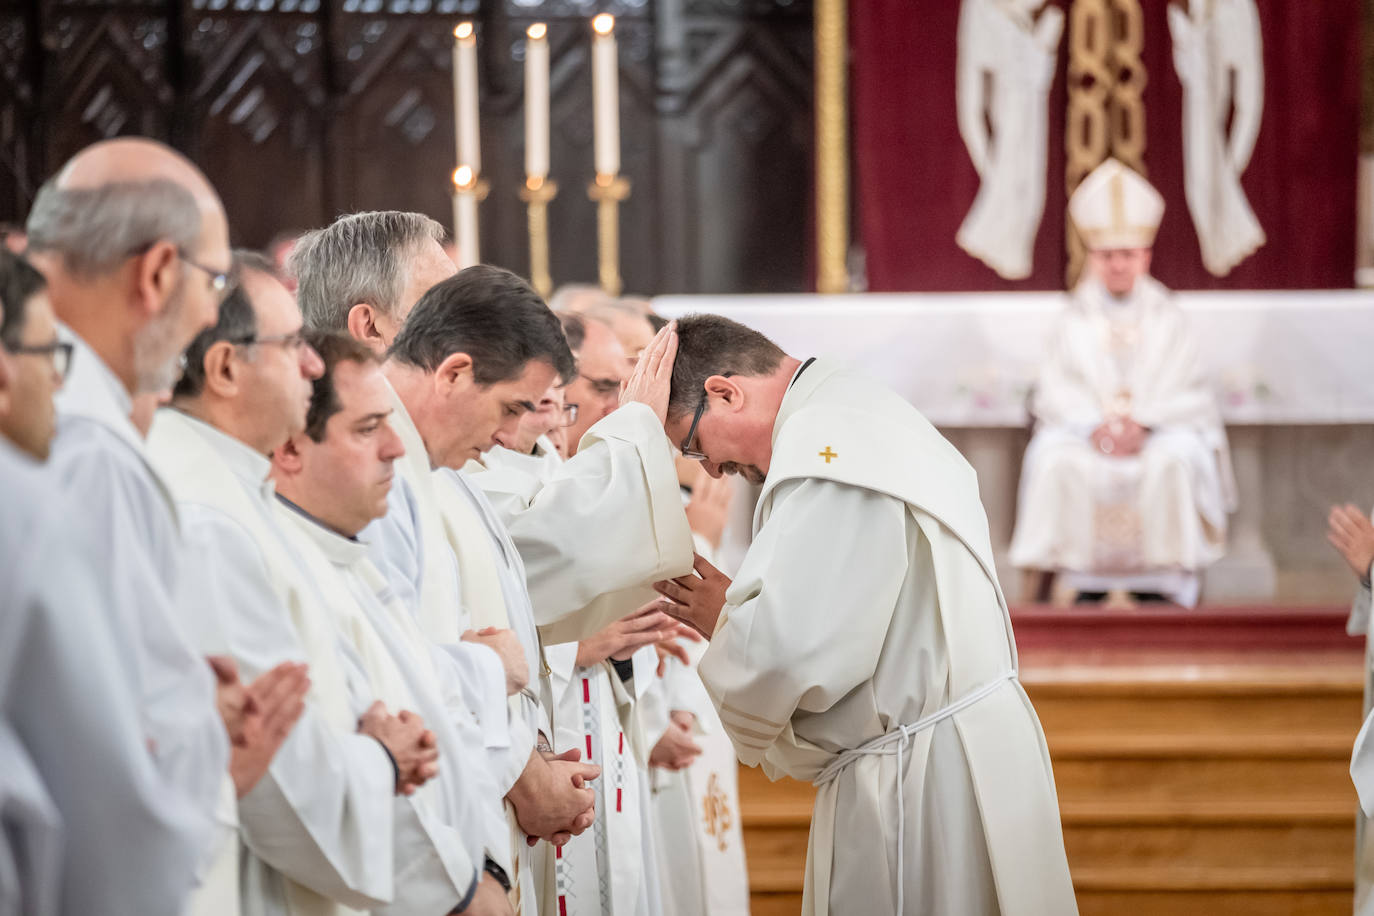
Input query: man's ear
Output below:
<box><xmin>199</xmin><ymin>340</ymin><xmax>238</xmax><ymax>397</ymax></box>
<box><xmin>347</xmin><ymin>304</ymin><xmax>387</xmax><ymax>355</ymax></box>
<box><xmin>434</xmin><ymin>352</ymin><xmax>474</xmax><ymax>397</ymax></box>
<box><xmin>705</xmin><ymin>374</ymin><xmax>744</xmax><ymax>412</ymax></box>
<box><xmin>273</xmin><ymin>433</ymin><xmax>305</xmax><ymax>476</ymax></box>
<box><xmin>131</xmin><ymin>240</ymin><xmax>181</xmax><ymax>320</ymax></box>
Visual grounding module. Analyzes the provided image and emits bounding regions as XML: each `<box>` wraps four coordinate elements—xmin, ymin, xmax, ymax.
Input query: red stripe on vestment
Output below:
<box><xmin>616</xmin><ymin>788</ymin><xmax>622</xmax><ymax>813</ymax></box>
<box><xmin>585</xmin><ymin>735</ymin><xmax>593</xmax><ymax>759</ymax></box>
<box><xmin>582</xmin><ymin>678</ymin><xmax>590</xmax><ymax>704</ymax></box>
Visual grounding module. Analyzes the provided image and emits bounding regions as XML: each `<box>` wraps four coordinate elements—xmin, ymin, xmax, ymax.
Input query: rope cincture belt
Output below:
<box><xmin>812</xmin><ymin>671</ymin><xmax>1018</xmax><ymax>916</ymax></box>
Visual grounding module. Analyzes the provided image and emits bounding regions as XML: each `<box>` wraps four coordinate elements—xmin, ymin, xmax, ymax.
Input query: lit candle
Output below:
<box><xmin>453</xmin><ymin>22</ymin><xmax>480</xmax><ymax>177</ymax></box>
<box><xmin>590</xmin><ymin>14</ymin><xmax>619</xmax><ymax>178</ymax></box>
<box><xmin>452</xmin><ymin>166</ymin><xmax>479</xmax><ymax>269</ymax></box>
<box><xmin>525</xmin><ymin>23</ymin><xmax>550</xmax><ymax>183</ymax></box>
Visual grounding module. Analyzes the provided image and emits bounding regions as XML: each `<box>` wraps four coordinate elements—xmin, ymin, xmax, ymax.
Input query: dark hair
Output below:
<box><xmin>645</xmin><ymin>312</ymin><xmax>669</xmax><ymax>333</ymax></box>
<box><xmin>303</xmin><ymin>330</ymin><xmax>379</xmax><ymax>443</ymax></box>
<box><xmin>668</xmin><ymin>314</ymin><xmax>786</xmax><ymax>420</ymax></box>
<box><xmin>558</xmin><ymin>311</ymin><xmax>587</xmax><ymax>352</ymax></box>
<box><xmin>388</xmin><ymin>265</ymin><xmax>575</xmax><ymax>386</ymax></box>
<box><xmin>172</xmin><ymin>249</ymin><xmax>275</xmax><ymax>399</ymax></box>
<box><xmin>0</xmin><ymin>250</ymin><xmax>48</xmax><ymax>350</ymax></box>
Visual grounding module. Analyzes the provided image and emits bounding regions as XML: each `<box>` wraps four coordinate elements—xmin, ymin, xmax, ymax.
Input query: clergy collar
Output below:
<box><xmin>171</xmin><ymin>408</ymin><xmax>275</xmax><ymax>500</ymax></box>
<box><xmin>54</xmin><ymin>322</ymin><xmax>139</xmax><ymax>450</ymax></box>
<box><xmin>275</xmin><ymin>493</ymin><xmax>371</xmax><ymax>566</ymax></box>
<box><xmin>771</xmin><ymin>357</ymin><xmax>835</xmax><ymax>449</ymax></box>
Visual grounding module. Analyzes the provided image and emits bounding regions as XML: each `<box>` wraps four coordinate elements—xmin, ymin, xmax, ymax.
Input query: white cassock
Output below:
<box><xmin>544</xmin><ymin>641</ymin><xmax>663</xmax><ymax>916</ymax></box>
<box><xmin>470</xmin><ymin>403</ymin><xmax>695</xmax><ymax>644</ymax></box>
<box><xmin>48</xmin><ymin>330</ymin><xmax>229</xmax><ymax>910</ymax></box>
<box><xmin>644</xmin><ymin>528</ymin><xmax>749</xmax><ymax>916</ymax></box>
<box><xmin>364</xmin><ymin>384</ymin><xmax>544</xmax><ymax>913</ymax></box>
<box><xmin>147</xmin><ymin>408</ymin><xmax>479</xmax><ymax>916</ymax></box>
<box><xmin>954</xmin><ymin>0</ymin><xmax>1064</xmax><ymax>280</ymax></box>
<box><xmin>477</xmin><ymin>443</ymin><xmax>668</xmax><ymax>916</ymax></box>
<box><xmin>0</xmin><ymin>437</ymin><xmax>210</xmax><ymax>915</ymax></box>
<box><xmin>0</xmin><ymin>720</ymin><xmax>59</xmax><ymax>916</ymax></box>
<box><xmin>1009</xmin><ymin>275</ymin><xmax>1237</xmax><ymax>604</ymax></box>
<box><xmin>700</xmin><ymin>359</ymin><xmax>1076</xmax><ymax>916</ymax></box>
<box><xmin>275</xmin><ymin>501</ymin><xmax>513</xmax><ymax>896</ymax></box>
<box><xmin>1346</xmin><ymin>510</ymin><xmax>1374</xmax><ymax>914</ymax></box>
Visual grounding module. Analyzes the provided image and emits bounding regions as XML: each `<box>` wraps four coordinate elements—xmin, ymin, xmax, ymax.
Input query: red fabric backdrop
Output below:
<box><xmin>851</xmin><ymin>1</ymin><xmax>1362</xmax><ymax>292</ymax></box>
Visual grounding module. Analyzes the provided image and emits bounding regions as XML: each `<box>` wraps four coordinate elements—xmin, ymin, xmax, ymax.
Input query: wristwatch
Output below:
<box><xmin>483</xmin><ymin>856</ymin><xmax>512</xmax><ymax>892</ymax></box>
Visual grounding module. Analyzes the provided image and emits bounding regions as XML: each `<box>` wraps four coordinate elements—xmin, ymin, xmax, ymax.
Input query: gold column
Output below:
<box><xmin>814</xmin><ymin>0</ymin><xmax>849</xmax><ymax>293</ymax></box>
<box><xmin>588</xmin><ymin>174</ymin><xmax>631</xmax><ymax>296</ymax></box>
<box><xmin>1065</xmin><ymin>0</ymin><xmax>1147</xmax><ymax>287</ymax></box>
<box><xmin>521</xmin><ymin>178</ymin><xmax>558</xmax><ymax>299</ymax></box>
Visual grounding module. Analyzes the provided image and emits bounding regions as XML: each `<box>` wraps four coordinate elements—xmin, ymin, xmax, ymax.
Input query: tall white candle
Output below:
<box><xmin>590</xmin><ymin>14</ymin><xmax>619</xmax><ymax>178</ymax></box>
<box><xmin>524</xmin><ymin>23</ymin><xmax>550</xmax><ymax>182</ymax></box>
<box><xmin>453</xmin><ymin>22</ymin><xmax>481</xmax><ymax>176</ymax></box>
<box><xmin>452</xmin><ymin>167</ymin><xmax>479</xmax><ymax>269</ymax></box>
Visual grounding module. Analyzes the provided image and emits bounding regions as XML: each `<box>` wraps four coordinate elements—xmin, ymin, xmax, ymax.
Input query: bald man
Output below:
<box><xmin>23</xmin><ymin>138</ymin><xmax>242</xmax><ymax>913</ymax></box>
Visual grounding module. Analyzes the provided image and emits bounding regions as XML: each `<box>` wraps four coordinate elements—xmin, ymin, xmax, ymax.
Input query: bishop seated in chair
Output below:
<box><xmin>1009</xmin><ymin>158</ymin><xmax>1237</xmax><ymax>608</ymax></box>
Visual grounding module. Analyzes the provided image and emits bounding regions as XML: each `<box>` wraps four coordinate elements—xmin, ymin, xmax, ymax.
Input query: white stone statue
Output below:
<box><xmin>955</xmin><ymin>0</ymin><xmax>1064</xmax><ymax>280</ymax></box>
<box><xmin>1168</xmin><ymin>0</ymin><xmax>1267</xmax><ymax>276</ymax></box>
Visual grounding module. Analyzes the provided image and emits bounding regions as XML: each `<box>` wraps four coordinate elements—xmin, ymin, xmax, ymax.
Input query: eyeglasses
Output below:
<box><xmin>679</xmin><ymin>373</ymin><xmax>730</xmax><ymax>462</ymax></box>
<box><xmin>680</xmin><ymin>391</ymin><xmax>709</xmax><ymax>461</ymax></box>
<box><xmin>226</xmin><ymin>330</ymin><xmax>312</xmax><ymax>354</ymax></box>
<box><xmin>178</xmin><ymin>250</ymin><xmax>233</xmax><ymax>298</ymax></box>
<box><xmin>559</xmin><ymin>402</ymin><xmax>580</xmax><ymax>427</ymax></box>
<box><xmin>7</xmin><ymin>339</ymin><xmax>74</xmax><ymax>382</ymax></box>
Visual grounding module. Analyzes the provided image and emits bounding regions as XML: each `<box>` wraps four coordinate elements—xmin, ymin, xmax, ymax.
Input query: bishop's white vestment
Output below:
<box><xmin>49</xmin><ymin>330</ymin><xmax>229</xmax><ymax>909</ymax></box>
<box><xmin>147</xmin><ymin>408</ymin><xmax>479</xmax><ymax>916</ymax></box>
<box><xmin>1009</xmin><ymin>275</ymin><xmax>1236</xmax><ymax>602</ymax></box>
<box><xmin>701</xmin><ymin>359</ymin><xmax>1076</xmax><ymax>916</ymax></box>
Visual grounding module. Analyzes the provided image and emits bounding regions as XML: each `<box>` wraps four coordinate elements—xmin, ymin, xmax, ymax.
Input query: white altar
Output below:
<box><xmin>653</xmin><ymin>291</ymin><xmax>1374</xmax><ymax>602</ymax></box>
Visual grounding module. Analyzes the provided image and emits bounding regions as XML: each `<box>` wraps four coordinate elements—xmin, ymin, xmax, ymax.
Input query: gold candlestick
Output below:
<box><xmin>520</xmin><ymin>176</ymin><xmax>559</xmax><ymax>300</ymax></box>
<box><xmin>587</xmin><ymin>173</ymin><xmax>630</xmax><ymax>296</ymax></box>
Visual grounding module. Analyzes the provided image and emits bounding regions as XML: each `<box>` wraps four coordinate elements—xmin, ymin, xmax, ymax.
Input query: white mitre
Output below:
<box><xmin>1069</xmin><ymin>158</ymin><xmax>1165</xmax><ymax>250</ymax></box>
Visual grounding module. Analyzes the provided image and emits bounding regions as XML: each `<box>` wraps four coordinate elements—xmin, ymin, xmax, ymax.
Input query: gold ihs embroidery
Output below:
<box><xmin>702</xmin><ymin>772</ymin><xmax>733</xmax><ymax>852</ymax></box>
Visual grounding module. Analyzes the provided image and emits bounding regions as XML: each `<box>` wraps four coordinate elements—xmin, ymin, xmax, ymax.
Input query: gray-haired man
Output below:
<box><xmin>22</xmin><ymin>137</ymin><xmax>239</xmax><ymax>913</ymax></box>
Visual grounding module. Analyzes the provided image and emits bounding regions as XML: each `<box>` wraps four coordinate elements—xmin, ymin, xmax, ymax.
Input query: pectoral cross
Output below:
<box><xmin>819</xmin><ymin>446</ymin><xmax>838</xmax><ymax>464</ymax></box>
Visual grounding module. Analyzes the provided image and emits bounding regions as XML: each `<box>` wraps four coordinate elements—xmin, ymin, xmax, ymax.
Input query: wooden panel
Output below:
<box><xmin>1076</xmin><ymin>890</ymin><xmax>1352</xmax><ymax>916</ymax></box>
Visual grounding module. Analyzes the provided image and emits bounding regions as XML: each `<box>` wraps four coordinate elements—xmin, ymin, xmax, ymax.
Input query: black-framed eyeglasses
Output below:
<box><xmin>679</xmin><ymin>373</ymin><xmax>731</xmax><ymax>462</ymax></box>
<box><xmin>7</xmin><ymin>339</ymin><xmax>74</xmax><ymax>382</ymax></box>
<box><xmin>559</xmin><ymin>402</ymin><xmax>580</xmax><ymax>427</ymax></box>
<box><xmin>226</xmin><ymin>330</ymin><xmax>312</xmax><ymax>354</ymax></box>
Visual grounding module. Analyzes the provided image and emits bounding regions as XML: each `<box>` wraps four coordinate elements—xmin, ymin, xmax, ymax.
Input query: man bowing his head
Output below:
<box><xmin>654</xmin><ymin>314</ymin><xmax>1078</xmax><ymax>916</ymax></box>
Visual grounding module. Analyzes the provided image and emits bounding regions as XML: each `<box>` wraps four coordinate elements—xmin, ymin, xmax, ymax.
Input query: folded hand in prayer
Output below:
<box><xmin>649</xmin><ymin>714</ymin><xmax>702</xmax><ymax>771</ymax></box>
<box><xmin>511</xmin><ymin>747</ymin><xmax>600</xmax><ymax>847</ymax></box>
<box><xmin>462</xmin><ymin>626</ymin><xmax>530</xmax><ymax>697</ymax></box>
<box><xmin>1328</xmin><ymin>503</ymin><xmax>1374</xmax><ymax>584</ymax></box>
<box><xmin>224</xmin><ymin>660</ymin><xmax>310</xmax><ymax>798</ymax></box>
<box><xmin>357</xmin><ymin>701</ymin><xmax>439</xmax><ymax>795</ymax></box>
<box><xmin>655</xmin><ymin>553</ymin><xmax>732</xmax><ymax>640</ymax></box>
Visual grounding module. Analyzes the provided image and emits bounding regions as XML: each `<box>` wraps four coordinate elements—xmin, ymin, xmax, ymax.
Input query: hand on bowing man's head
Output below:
<box><xmin>619</xmin><ymin>321</ymin><xmax>677</xmax><ymax>426</ymax></box>
<box><xmin>230</xmin><ymin>662</ymin><xmax>310</xmax><ymax>797</ymax></box>
<box><xmin>1328</xmin><ymin>503</ymin><xmax>1374</xmax><ymax>583</ymax></box>
<box><xmin>357</xmin><ymin>701</ymin><xmax>440</xmax><ymax>795</ymax></box>
<box><xmin>654</xmin><ymin>553</ymin><xmax>731</xmax><ymax>641</ymax></box>
<box><xmin>462</xmin><ymin>627</ymin><xmax>530</xmax><ymax>697</ymax></box>
<box><xmin>575</xmin><ymin>601</ymin><xmax>680</xmax><ymax>668</ymax></box>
